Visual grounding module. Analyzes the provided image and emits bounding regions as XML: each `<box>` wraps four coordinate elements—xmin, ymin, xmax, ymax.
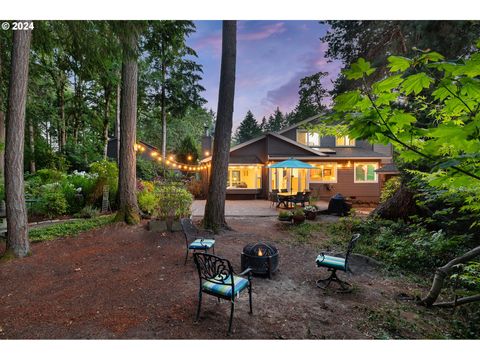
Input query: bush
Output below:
<box><xmin>74</xmin><ymin>205</ymin><xmax>100</xmax><ymax>219</ymax></box>
<box><xmin>155</xmin><ymin>182</ymin><xmax>193</xmax><ymax>220</ymax></box>
<box><xmin>137</xmin><ymin>180</ymin><xmax>158</xmax><ymax>216</ymax></box>
<box><xmin>136</xmin><ymin>157</ymin><xmax>163</xmax><ymax>180</ymax></box>
<box><xmin>88</xmin><ymin>160</ymin><xmax>118</xmax><ymax>206</ymax></box>
<box><xmin>35</xmin><ymin>183</ymin><xmax>68</xmax><ymax>218</ymax></box>
<box><xmin>186</xmin><ymin>178</ymin><xmax>205</xmax><ymax>199</ymax></box>
<box><xmin>380</xmin><ymin>177</ymin><xmax>401</xmax><ymax>203</ymax></box>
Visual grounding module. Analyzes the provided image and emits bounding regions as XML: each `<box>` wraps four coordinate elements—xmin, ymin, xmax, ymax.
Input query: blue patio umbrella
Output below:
<box><xmin>268</xmin><ymin>158</ymin><xmax>314</xmax><ymax>169</ymax></box>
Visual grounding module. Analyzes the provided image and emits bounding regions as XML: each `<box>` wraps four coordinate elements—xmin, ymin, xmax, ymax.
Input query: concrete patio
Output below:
<box><xmin>192</xmin><ymin>199</ymin><xmax>329</xmax><ymax>217</ymax></box>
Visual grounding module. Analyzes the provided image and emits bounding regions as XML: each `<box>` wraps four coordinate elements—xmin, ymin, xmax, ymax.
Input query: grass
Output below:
<box><xmin>29</xmin><ymin>214</ymin><xmax>116</xmax><ymax>243</ymax></box>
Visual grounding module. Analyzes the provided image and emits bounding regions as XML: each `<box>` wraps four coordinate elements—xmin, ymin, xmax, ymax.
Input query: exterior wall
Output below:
<box><xmin>307</xmin><ymin>160</ymin><xmax>381</xmax><ymax>203</ymax></box>
<box><xmin>230</xmin><ymin>137</ymin><xmax>268</xmax><ymax>162</ymax></box>
<box><xmin>266</xmin><ymin>135</ymin><xmax>315</xmax><ymax>157</ymax></box>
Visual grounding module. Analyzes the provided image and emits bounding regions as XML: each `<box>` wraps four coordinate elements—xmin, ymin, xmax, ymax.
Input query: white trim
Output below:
<box><xmin>268</xmin><ymin>132</ymin><xmax>327</xmax><ymax>156</ymax></box>
<box><xmin>353</xmin><ymin>162</ymin><xmax>379</xmax><ymax>183</ymax></box>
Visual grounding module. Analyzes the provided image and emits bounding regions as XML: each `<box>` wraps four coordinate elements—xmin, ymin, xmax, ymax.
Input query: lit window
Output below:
<box><xmin>336</xmin><ymin>135</ymin><xmax>355</xmax><ymax>146</ymax></box>
<box><xmin>310</xmin><ymin>163</ymin><xmax>337</xmax><ymax>183</ymax></box>
<box><xmin>297</xmin><ymin>131</ymin><xmax>320</xmax><ymax>147</ymax></box>
<box><xmin>227</xmin><ymin>165</ymin><xmax>261</xmax><ymax>189</ymax></box>
<box><xmin>354</xmin><ymin>162</ymin><xmax>378</xmax><ymax>183</ymax></box>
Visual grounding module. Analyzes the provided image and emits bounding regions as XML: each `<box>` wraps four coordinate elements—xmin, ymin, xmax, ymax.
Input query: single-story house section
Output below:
<box><xmin>199</xmin><ymin>115</ymin><xmax>396</xmax><ymax>203</ymax></box>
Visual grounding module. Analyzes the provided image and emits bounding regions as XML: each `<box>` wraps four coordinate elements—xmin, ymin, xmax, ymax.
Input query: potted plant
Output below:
<box><xmin>303</xmin><ymin>205</ymin><xmax>319</xmax><ymax>220</ymax></box>
<box><xmin>278</xmin><ymin>210</ymin><xmax>293</xmax><ymax>222</ymax></box>
<box><xmin>292</xmin><ymin>208</ymin><xmax>306</xmax><ymax>225</ymax></box>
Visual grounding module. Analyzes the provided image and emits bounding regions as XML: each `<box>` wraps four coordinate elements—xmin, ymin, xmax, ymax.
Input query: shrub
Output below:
<box><xmin>186</xmin><ymin>178</ymin><xmax>205</xmax><ymax>199</ymax></box>
<box><xmin>136</xmin><ymin>157</ymin><xmax>163</xmax><ymax>180</ymax></box>
<box><xmin>35</xmin><ymin>183</ymin><xmax>68</xmax><ymax>218</ymax></box>
<box><xmin>74</xmin><ymin>205</ymin><xmax>100</xmax><ymax>219</ymax></box>
<box><xmin>155</xmin><ymin>182</ymin><xmax>193</xmax><ymax>220</ymax></box>
<box><xmin>380</xmin><ymin>177</ymin><xmax>401</xmax><ymax>203</ymax></box>
<box><xmin>88</xmin><ymin>160</ymin><xmax>118</xmax><ymax>206</ymax></box>
<box><xmin>137</xmin><ymin>180</ymin><xmax>158</xmax><ymax>216</ymax></box>
<box><xmin>34</xmin><ymin>168</ymin><xmax>64</xmax><ymax>183</ymax></box>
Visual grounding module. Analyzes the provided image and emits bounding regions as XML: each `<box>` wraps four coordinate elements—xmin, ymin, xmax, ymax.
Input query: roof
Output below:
<box><xmin>327</xmin><ymin>147</ymin><xmax>391</xmax><ymax>158</ymax></box>
<box><xmin>276</xmin><ymin>114</ymin><xmax>323</xmax><ymax>134</ymax></box>
<box><xmin>229</xmin><ymin>155</ymin><xmax>263</xmax><ymax>164</ymax></box>
<box><xmin>375</xmin><ymin>163</ymin><xmax>400</xmax><ymax>174</ymax></box>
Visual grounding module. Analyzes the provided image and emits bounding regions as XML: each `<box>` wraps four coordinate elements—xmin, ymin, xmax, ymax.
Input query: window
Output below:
<box><xmin>354</xmin><ymin>162</ymin><xmax>378</xmax><ymax>183</ymax></box>
<box><xmin>310</xmin><ymin>163</ymin><xmax>337</xmax><ymax>183</ymax></box>
<box><xmin>297</xmin><ymin>131</ymin><xmax>320</xmax><ymax>147</ymax></box>
<box><xmin>227</xmin><ymin>165</ymin><xmax>262</xmax><ymax>189</ymax></box>
<box><xmin>335</xmin><ymin>135</ymin><xmax>355</xmax><ymax>146</ymax></box>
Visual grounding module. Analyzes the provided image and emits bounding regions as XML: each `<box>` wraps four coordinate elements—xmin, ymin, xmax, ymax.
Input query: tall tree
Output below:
<box><xmin>264</xmin><ymin>107</ymin><xmax>286</xmax><ymax>132</ymax></box>
<box><xmin>116</xmin><ymin>23</ymin><xmax>141</xmax><ymax>224</ymax></box>
<box><xmin>322</xmin><ymin>20</ymin><xmax>480</xmax><ymax>94</ymax></box>
<box><xmin>203</xmin><ymin>20</ymin><xmax>236</xmax><ymax>231</ymax></box>
<box><xmin>5</xmin><ymin>26</ymin><xmax>32</xmax><ymax>257</ymax></box>
<box><xmin>233</xmin><ymin>110</ymin><xmax>261</xmax><ymax>144</ymax></box>
<box><xmin>143</xmin><ymin>21</ymin><xmax>205</xmax><ymax>162</ymax></box>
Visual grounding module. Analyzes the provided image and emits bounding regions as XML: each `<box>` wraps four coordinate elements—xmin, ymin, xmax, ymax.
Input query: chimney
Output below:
<box><xmin>201</xmin><ymin>125</ymin><xmax>212</xmax><ymax>159</ymax></box>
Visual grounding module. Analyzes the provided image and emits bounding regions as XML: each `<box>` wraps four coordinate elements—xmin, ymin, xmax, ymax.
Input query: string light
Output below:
<box><xmin>134</xmin><ymin>143</ymin><xmax>206</xmax><ymax>172</ymax></box>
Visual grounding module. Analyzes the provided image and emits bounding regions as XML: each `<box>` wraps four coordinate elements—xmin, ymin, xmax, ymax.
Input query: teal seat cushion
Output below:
<box><xmin>189</xmin><ymin>238</ymin><xmax>215</xmax><ymax>250</ymax></box>
<box><xmin>316</xmin><ymin>254</ymin><xmax>346</xmax><ymax>271</ymax></box>
<box><xmin>202</xmin><ymin>274</ymin><xmax>249</xmax><ymax>297</ymax></box>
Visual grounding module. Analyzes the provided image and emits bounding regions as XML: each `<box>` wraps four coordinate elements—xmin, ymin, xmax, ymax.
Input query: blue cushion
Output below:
<box><xmin>202</xmin><ymin>275</ymin><xmax>249</xmax><ymax>297</ymax></box>
<box><xmin>189</xmin><ymin>238</ymin><xmax>215</xmax><ymax>250</ymax></box>
<box><xmin>316</xmin><ymin>254</ymin><xmax>346</xmax><ymax>271</ymax></box>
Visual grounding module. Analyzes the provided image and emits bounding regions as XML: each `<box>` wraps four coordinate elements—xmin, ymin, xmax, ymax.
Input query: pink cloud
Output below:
<box><xmin>238</xmin><ymin>22</ymin><xmax>286</xmax><ymax>41</ymax></box>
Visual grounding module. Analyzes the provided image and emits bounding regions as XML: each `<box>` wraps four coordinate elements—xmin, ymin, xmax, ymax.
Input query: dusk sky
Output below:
<box><xmin>187</xmin><ymin>20</ymin><xmax>343</xmax><ymax>129</ymax></box>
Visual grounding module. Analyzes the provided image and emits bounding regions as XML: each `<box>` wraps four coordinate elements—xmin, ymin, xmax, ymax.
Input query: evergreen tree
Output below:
<box><xmin>175</xmin><ymin>134</ymin><xmax>199</xmax><ymax>164</ymax></box>
<box><xmin>264</xmin><ymin>107</ymin><xmax>286</xmax><ymax>132</ymax></box>
<box><xmin>233</xmin><ymin>110</ymin><xmax>261</xmax><ymax>144</ymax></box>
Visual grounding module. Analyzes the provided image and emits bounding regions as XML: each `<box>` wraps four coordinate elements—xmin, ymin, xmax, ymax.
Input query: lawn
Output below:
<box><xmin>0</xmin><ymin>216</ymin><xmax>472</xmax><ymax>339</ymax></box>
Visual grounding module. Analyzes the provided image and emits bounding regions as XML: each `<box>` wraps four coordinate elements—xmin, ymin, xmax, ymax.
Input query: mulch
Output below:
<box><xmin>0</xmin><ymin>217</ymin><xmax>438</xmax><ymax>339</ymax></box>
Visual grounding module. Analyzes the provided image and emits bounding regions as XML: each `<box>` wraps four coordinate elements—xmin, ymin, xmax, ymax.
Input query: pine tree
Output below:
<box><xmin>264</xmin><ymin>107</ymin><xmax>286</xmax><ymax>132</ymax></box>
<box><xmin>233</xmin><ymin>110</ymin><xmax>261</xmax><ymax>144</ymax></box>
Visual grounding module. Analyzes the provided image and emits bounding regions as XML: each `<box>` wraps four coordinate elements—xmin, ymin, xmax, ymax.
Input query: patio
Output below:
<box><xmin>192</xmin><ymin>199</ymin><xmax>329</xmax><ymax>217</ymax></box>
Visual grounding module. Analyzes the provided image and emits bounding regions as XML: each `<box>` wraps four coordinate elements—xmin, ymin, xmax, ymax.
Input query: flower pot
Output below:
<box><xmin>278</xmin><ymin>216</ymin><xmax>292</xmax><ymax>222</ymax></box>
<box><xmin>305</xmin><ymin>211</ymin><xmax>317</xmax><ymax>220</ymax></box>
<box><xmin>292</xmin><ymin>215</ymin><xmax>305</xmax><ymax>225</ymax></box>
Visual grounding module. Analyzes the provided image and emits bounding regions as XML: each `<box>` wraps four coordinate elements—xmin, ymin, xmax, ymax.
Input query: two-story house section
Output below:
<box><xmin>199</xmin><ymin>114</ymin><xmax>397</xmax><ymax>202</ymax></box>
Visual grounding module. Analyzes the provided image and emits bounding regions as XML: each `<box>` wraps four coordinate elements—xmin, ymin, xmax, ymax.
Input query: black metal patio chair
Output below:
<box><xmin>269</xmin><ymin>191</ymin><xmax>280</xmax><ymax>207</ymax></box>
<box><xmin>280</xmin><ymin>188</ymin><xmax>288</xmax><ymax>193</ymax></box>
<box><xmin>291</xmin><ymin>192</ymin><xmax>306</xmax><ymax>207</ymax></box>
<box><xmin>315</xmin><ymin>233</ymin><xmax>361</xmax><ymax>292</ymax></box>
<box><xmin>193</xmin><ymin>253</ymin><xmax>253</xmax><ymax>334</ymax></box>
<box><xmin>180</xmin><ymin>218</ymin><xmax>216</xmax><ymax>265</ymax></box>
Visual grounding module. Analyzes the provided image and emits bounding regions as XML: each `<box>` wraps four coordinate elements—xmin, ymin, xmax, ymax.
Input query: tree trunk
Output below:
<box><xmin>161</xmin><ymin>83</ymin><xmax>167</xmax><ymax>163</ymax></box>
<box><xmin>203</xmin><ymin>21</ymin><xmax>237</xmax><ymax>232</ymax></box>
<box><xmin>28</xmin><ymin>118</ymin><xmax>35</xmax><ymax>173</ymax></box>
<box><xmin>370</xmin><ymin>183</ymin><xmax>418</xmax><ymax>220</ymax></box>
<box><xmin>116</xmin><ymin>30</ymin><xmax>140</xmax><ymax>225</ymax></box>
<box><xmin>419</xmin><ymin>245</ymin><xmax>480</xmax><ymax>307</ymax></box>
<box><xmin>57</xmin><ymin>82</ymin><xmax>66</xmax><ymax>152</ymax></box>
<box><xmin>103</xmin><ymin>85</ymin><xmax>111</xmax><ymax>159</ymax></box>
<box><xmin>0</xmin><ymin>39</ymin><xmax>5</xmax><ymax>178</ymax></box>
<box><xmin>5</xmin><ymin>26</ymin><xmax>31</xmax><ymax>258</ymax></box>
<box><xmin>115</xmin><ymin>82</ymin><xmax>120</xmax><ymax>165</ymax></box>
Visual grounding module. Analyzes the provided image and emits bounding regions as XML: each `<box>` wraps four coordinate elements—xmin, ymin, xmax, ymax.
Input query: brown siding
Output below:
<box><xmin>267</xmin><ymin>135</ymin><xmax>316</xmax><ymax>156</ymax></box>
<box><xmin>308</xmin><ymin>160</ymin><xmax>381</xmax><ymax>203</ymax></box>
<box><xmin>230</xmin><ymin>137</ymin><xmax>268</xmax><ymax>162</ymax></box>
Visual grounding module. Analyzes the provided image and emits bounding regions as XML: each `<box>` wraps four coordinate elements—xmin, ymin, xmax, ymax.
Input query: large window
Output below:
<box><xmin>354</xmin><ymin>162</ymin><xmax>378</xmax><ymax>183</ymax></box>
<box><xmin>310</xmin><ymin>163</ymin><xmax>337</xmax><ymax>183</ymax></box>
<box><xmin>297</xmin><ymin>131</ymin><xmax>320</xmax><ymax>147</ymax></box>
<box><xmin>335</xmin><ymin>135</ymin><xmax>355</xmax><ymax>146</ymax></box>
<box><xmin>227</xmin><ymin>165</ymin><xmax>262</xmax><ymax>189</ymax></box>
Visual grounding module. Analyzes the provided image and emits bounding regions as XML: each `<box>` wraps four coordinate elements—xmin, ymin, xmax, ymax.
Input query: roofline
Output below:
<box><xmin>268</xmin><ymin>132</ymin><xmax>327</xmax><ymax>157</ymax></box>
<box><xmin>268</xmin><ymin>156</ymin><xmax>392</xmax><ymax>160</ymax></box>
<box><xmin>276</xmin><ymin>114</ymin><xmax>323</xmax><ymax>134</ymax></box>
<box><xmin>200</xmin><ymin>134</ymin><xmax>267</xmax><ymax>163</ymax></box>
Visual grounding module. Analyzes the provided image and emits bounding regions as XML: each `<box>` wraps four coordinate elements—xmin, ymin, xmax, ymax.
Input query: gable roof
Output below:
<box><xmin>277</xmin><ymin>114</ymin><xmax>323</xmax><ymax>134</ymax></box>
<box><xmin>200</xmin><ymin>131</ymin><xmax>326</xmax><ymax>163</ymax></box>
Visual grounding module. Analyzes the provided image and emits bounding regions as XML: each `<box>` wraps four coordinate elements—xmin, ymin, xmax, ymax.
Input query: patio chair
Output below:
<box><xmin>291</xmin><ymin>192</ymin><xmax>305</xmax><ymax>207</ymax></box>
<box><xmin>193</xmin><ymin>253</ymin><xmax>253</xmax><ymax>334</ymax></box>
<box><xmin>303</xmin><ymin>191</ymin><xmax>311</xmax><ymax>206</ymax></box>
<box><xmin>315</xmin><ymin>233</ymin><xmax>360</xmax><ymax>292</ymax></box>
<box><xmin>180</xmin><ymin>218</ymin><xmax>215</xmax><ymax>265</ymax></box>
<box><xmin>269</xmin><ymin>191</ymin><xmax>280</xmax><ymax>207</ymax></box>
<box><xmin>280</xmin><ymin>188</ymin><xmax>288</xmax><ymax>193</ymax></box>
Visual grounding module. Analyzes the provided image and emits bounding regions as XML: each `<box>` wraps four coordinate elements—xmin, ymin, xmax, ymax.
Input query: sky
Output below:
<box><xmin>187</xmin><ymin>20</ymin><xmax>343</xmax><ymax>129</ymax></box>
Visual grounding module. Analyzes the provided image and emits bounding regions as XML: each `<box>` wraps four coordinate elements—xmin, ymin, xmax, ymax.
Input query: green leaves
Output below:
<box><xmin>401</xmin><ymin>73</ymin><xmax>434</xmax><ymax>95</ymax></box>
<box><xmin>387</xmin><ymin>56</ymin><xmax>412</xmax><ymax>72</ymax></box>
<box><xmin>334</xmin><ymin>90</ymin><xmax>362</xmax><ymax>111</ymax></box>
<box><xmin>373</xmin><ymin>75</ymin><xmax>404</xmax><ymax>93</ymax></box>
<box><xmin>343</xmin><ymin>58</ymin><xmax>375</xmax><ymax>80</ymax></box>
<box><xmin>390</xmin><ymin>111</ymin><xmax>416</xmax><ymax>128</ymax></box>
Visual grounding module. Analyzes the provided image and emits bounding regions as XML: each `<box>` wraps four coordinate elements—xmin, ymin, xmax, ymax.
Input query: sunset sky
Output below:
<box><xmin>187</xmin><ymin>20</ymin><xmax>343</xmax><ymax>128</ymax></box>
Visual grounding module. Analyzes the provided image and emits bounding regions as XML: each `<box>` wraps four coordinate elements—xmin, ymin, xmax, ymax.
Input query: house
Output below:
<box><xmin>199</xmin><ymin>114</ymin><xmax>398</xmax><ymax>203</ymax></box>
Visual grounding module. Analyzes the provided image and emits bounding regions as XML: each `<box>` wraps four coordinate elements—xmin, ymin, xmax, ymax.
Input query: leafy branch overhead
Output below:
<box><xmin>332</xmin><ymin>46</ymin><xmax>480</xmax><ymax>218</ymax></box>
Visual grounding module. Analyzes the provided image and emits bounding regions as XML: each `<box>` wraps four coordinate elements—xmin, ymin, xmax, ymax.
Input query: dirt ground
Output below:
<box><xmin>0</xmin><ymin>217</ymin><xmax>456</xmax><ymax>339</ymax></box>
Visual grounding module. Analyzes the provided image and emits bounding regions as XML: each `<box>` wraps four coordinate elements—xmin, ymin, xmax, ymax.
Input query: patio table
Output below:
<box><xmin>277</xmin><ymin>193</ymin><xmax>297</xmax><ymax>208</ymax></box>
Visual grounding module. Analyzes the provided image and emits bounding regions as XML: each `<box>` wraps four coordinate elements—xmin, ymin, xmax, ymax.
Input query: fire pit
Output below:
<box><xmin>241</xmin><ymin>242</ymin><xmax>279</xmax><ymax>278</ymax></box>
